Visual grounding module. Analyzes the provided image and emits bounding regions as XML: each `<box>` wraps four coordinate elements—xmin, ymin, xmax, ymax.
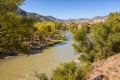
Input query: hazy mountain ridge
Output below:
<box><xmin>46</xmin><ymin>16</ymin><xmax>63</xmax><ymax>22</ymax></box>
<box><xmin>16</xmin><ymin>7</ymin><xmax>107</xmax><ymax>23</ymax></box>
<box><xmin>63</xmin><ymin>18</ymin><xmax>89</xmax><ymax>23</ymax></box>
<box><xmin>63</xmin><ymin>16</ymin><xmax>107</xmax><ymax>24</ymax></box>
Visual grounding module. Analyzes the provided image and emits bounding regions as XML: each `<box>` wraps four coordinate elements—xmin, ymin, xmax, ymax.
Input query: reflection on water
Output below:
<box><xmin>0</xmin><ymin>32</ymin><xmax>79</xmax><ymax>80</ymax></box>
<box><xmin>55</xmin><ymin>41</ymin><xmax>67</xmax><ymax>46</ymax></box>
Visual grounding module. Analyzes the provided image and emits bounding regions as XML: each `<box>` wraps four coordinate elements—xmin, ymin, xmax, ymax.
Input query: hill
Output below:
<box><xmin>63</xmin><ymin>16</ymin><xmax>107</xmax><ymax>24</ymax></box>
<box><xmin>87</xmin><ymin>53</ymin><xmax>120</xmax><ymax>80</ymax></box>
<box><xmin>16</xmin><ymin>7</ymin><xmax>62</xmax><ymax>22</ymax></box>
<box><xmin>16</xmin><ymin>7</ymin><xmax>107</xmax><ymax>23</ymax></box>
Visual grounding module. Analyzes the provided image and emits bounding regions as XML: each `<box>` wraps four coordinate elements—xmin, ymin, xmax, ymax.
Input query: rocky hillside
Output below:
<box><xmin>63</xmin><ymin>18</ymin><xmax>88</xmax><ymax>23</ymax></box>
<box><xmin>63</xmin><ymin>16</ymin><xmax>107</xmax><ymax>24</ymax></box>
<box><xmin>16</xmin><ymin>7</ymin><xmax>107</xmax><ymax>23</ymax></box>
<box><xmin>16</xmin><ymin>7</ymin><xmax>62</xmax><ymax>22</ymax></box>
<box><xmin>87</xmin><ymin>53</ymin><xmax>120</xmax><ymax>80</ymax></box>
<box><xmin>88</xmin><ymin>16</ymin><xmax>107</xmax><ymax>24</ymax></box>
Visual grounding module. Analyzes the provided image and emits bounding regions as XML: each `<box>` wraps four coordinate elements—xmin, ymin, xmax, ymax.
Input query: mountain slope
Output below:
<box><xmin>46</xmin><ymin>16</ymin><xmax>63</xmax><ymax>22</ymax></box>
<box><xmin>63</xmin><ymin>16</ymin><xmax>107</xmax><ymax>24</ymax></box>
<box><xmin>16</xmin><ymin>7</ymin><xmax>107</xmax><ymax>23</ymax></box>
<box><xmin>16</xmin><ymin>7</ymin><xmax>62</xmax><ymax>22</ymax></box>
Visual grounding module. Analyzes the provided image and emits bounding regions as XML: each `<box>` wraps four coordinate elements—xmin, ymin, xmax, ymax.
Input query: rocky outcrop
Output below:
<box><xmin>88</xmin><ymin>16</ymin><xmax>107</xmax><ymax>24</ymax></box>
<box><xmin>87</xmin><ymin>53</ymin><xmax>120</xmax><ymax>80</ymax></box>
<box><xmin>63</xmin><ymin>16</ymin><xmax>107</xmax><ymax>24</ymax></box>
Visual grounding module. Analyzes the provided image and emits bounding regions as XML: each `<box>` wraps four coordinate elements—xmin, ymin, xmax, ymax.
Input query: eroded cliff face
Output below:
<box><xmin>87</xmin><ymin>53</ymin><xmax>120</xmax><ymax>80</ymax></box>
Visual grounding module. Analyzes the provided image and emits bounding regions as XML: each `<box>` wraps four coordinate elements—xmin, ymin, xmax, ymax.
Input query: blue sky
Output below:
<box><xmin>20</xmin><ymin>0</ymin><xmax>120</xmax><ymax>19</ymax></box>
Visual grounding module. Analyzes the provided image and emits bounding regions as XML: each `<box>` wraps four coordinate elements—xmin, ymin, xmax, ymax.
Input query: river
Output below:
<box><xmin>0</xmin><ymin>32</ymin><xmax>79</xmax><ymax>80</ymax></box>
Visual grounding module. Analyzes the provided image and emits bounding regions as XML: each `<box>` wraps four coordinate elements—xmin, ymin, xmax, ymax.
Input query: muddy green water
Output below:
<box><xmin>0</xmin><ymin>32</ymin><xmax>79</xmax><ymax>80</ymax></box>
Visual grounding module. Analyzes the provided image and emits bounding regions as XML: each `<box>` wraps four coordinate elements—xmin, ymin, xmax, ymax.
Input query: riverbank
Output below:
<box><xmin>0</xmin><ymin>34</ymin><xmax>67</xmax><ymax>59</ymax></box>
<box><xmin>31</xmin><ymin>39</ymin><xmax>65</xmax><ymax>48</ymax></box>
<box><xmin>0</xmin><ymin>32</ymin><xmax>80</xmax><ymax>80</ymax></box>
<box><xmin>29</xmin><ymin>39</ymin><xmax>66</xmax><ymax>53</ymax></box>
<box><xmin>29</xmin><ymin>32</ymin><xmax>67</xmax><ymax>53</ymax></box>
<box><xmin>0</xmin><ymin>40</ymin><xmax>65</xmax><ymax>60</ymax></box>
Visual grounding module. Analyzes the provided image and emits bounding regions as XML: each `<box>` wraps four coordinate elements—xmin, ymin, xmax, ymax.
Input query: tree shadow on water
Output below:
<box><xmin>29</xmin><ymin>49</ymin><xmax>44</xmax><ymax>55</ymax></box>
<box><xmin>55</xmin><ymin>42</ymin><xmax>68</xmax><ymax>47</ymax></box>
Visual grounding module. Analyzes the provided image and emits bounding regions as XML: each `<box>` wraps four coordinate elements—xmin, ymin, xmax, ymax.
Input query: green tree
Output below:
<box><xmin>72</xmin><ymin>12</ymin><xmax>120</xmax><ymax>62</ymax></box>
<box><xmin>0</xmin><ymin>0</ymin><xmax>36</xmax><ymax>56</ymax></box>
<box><xmin>91</xmin><ymin>13</ymin><xmax>120</xmax><ymax>59</ymax></box>
<box><xmin>72</xmin><ymin>27</ymin><xmax>93</xmax><ymax>62</ymax></box>
<box><xmin>51</xmin><ymin>60</ymin><xmax>91</xmax><ymax>80</ymax></box>
<box><xmin>55</xmin><ymin>22</ymin><xmax>63</xmax><ymax>30</ymax></box>
<box><xmin>0</xmin><ymin>0</ymin><xmax>24</xmax><ymax>12</ymax></box>
<box><xmin>52</xmin><ymin>61</ymin><xmax>79</xmax><ymax>80</ymax></box>
<box><xmin>69</xmin><ymin>22</ymin><xmax>78</xmax><ymax>33</ymax></box>
<box><xmin>34</xmin><ymin>22</ymin><xmax>56</xmax><ymax>39</ymax></box>
<box><xmin>45</xmin><ymin>22</ymin><xmax>56</xmax><ymax>37</ymax></box>
<box><xmin>61</xmin><ymin>23</ymin><xmax>68</xmax><ymax>31</ymax></box>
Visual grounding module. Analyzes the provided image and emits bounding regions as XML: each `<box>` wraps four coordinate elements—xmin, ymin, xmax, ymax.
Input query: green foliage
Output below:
<box><xmin>69</xmin><ymin>22</ymin><xmax>78</xmax><ymax>33</ymax></box>
<box><xmin>72</xmin><ymin>27</ymin><xmax>93</xmax><ymax>62</ymax></box>
<box><xmin>0</xmin><ymin>0</ymin><xmax>24</xmax><ymax>12</ymax></box>
<box><xmin>33</xmin><ymin>21</ymin><xmax>65</xmax><ymax>49</ymax></box>
<box><xmin>0</xmin><ymin>0</ymin><xmax>36</xmax><ymax>55</ymax></box>
<box><xmin>91</xmin><ymin>12</ymin><xmax>120</xmax><ymax>59</ymax></box>
<box><xmin>61</xmin><ymin>23</ymin><xmax>68</xmax><ymax>31</ymax></box>
<box><xmin>81</xmin><ymin>22</ymin><xmax>89</xmax><ymax>28</ymax></box>
<box><xmin>51</xmin><ymin>12</ymin><xmax>120</xmax><ymax>80</ymax></box>
<box><xmin>52</xmin><ymin>61</ymin><xmax>78</xmax><ymax>80</ymax></box>
<box><xmin>51</xmin><ymin>60</ymin><xmax>91</xmax><ymax>80</ymax></box>
<box><xmin>34</xmin><ymin>22</ymin><xmax>56</xmax><ymax>38</ymax></box>
<box><xmin>73</xmin><ymin>12</ymin><xmax>120</xmax><ymax>62</ymax></box>
<box><xmin>55</xmin><ymin>22</ymin><xmax>63</xmax><ymax>30</ymax></box>
<box><xmin>0</xmin><ymin>13</ymin><xmax>35</xmax><ymax>53</ymax></box>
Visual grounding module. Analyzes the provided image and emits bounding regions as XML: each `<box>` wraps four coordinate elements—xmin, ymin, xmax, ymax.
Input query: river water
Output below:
<box><xmin>0</xmin><ymin>32</ymin><xmax>79</xmax><ymax>80</ymax></box>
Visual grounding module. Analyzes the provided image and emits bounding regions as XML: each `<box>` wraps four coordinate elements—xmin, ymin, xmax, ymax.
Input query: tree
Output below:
<box><xmin>72</xmin><ymin>12</ymin><xmax>120</xmax><ymax>62</ymax></box>
<box><xmin>0</xmin><ymin>0</ymin><xmax>36</xmax><ymax>56</ymax></box>
<box><xmin>34</xmin><ymin>22</ymin><xmax>56</xmax><ymax>39</ymax></box>
<box><xmin>69</xmin><ymin>22</ymin><xmax>78</xmax><ymax>33</ymax></box>
<box><xmin>0</xmin><ymin>0</ymin><xmax>24</xmax><ymax>12</ymax></box>
<box><xmin>51</xmin><ymin>60</ymin><xmax>91</xmax><ymax>80</ymax></box>
<box><xmin>61</xmin><ymin>23</ymin><xmax>68</xmax><ymax>31</ymax></box>
<box><xmin>91</xmin><ymin>13</ymin><xmax>120</xmax><ymax>59</ymax></box>
<box><xmin>72</xmin><ymin>27</ymin><xmax>93</xmax><ymax>62</ymax></box>
<box><xmin>45</xmin><ymin>22</ymin><xmax>56</xmax><ymax>38</ymax></box>
<box><xmin>52</xmin><ymin>61</ymin><xmax>79</xmax><ymax>80</ymax></box>
<box><xmin>55</xmin><ymin>22</ymin><xmax>63</xmax><ymax>30</ymax></box>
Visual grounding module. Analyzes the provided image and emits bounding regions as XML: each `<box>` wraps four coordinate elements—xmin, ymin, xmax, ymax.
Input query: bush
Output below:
<box><xmin>73</xmin><ymin>12</ymin><xmax>120</xmax><ymax>62</ymax></box>
<box><xmin>51</xmin><ymin>60</ymin><xmax>91</xmax><ymax>80</ymax></box>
